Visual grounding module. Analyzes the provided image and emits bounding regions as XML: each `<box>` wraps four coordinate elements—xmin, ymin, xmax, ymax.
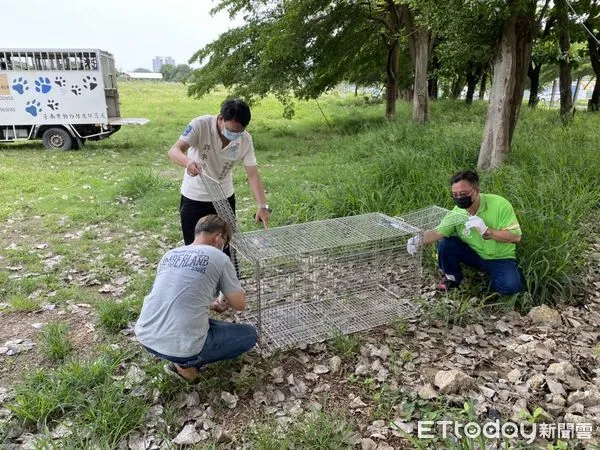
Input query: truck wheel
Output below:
<box><xmin>42</xmin><ymin>128</ymin><xmax>74</xmax><ymax>150</ymax></box>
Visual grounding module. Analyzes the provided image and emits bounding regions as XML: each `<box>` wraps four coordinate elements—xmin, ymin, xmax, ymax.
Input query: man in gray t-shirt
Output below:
<box><xmin>135</xmin><ymin>215</ymin><xmax>257</xmax><ymax>381</ymax></box>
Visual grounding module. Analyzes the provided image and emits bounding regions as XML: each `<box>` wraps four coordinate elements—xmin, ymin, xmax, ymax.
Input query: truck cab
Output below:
<box><xmin>0</xmin><ymin>48</ymin><xmax>148</xmax><ymax>150</ymax></box>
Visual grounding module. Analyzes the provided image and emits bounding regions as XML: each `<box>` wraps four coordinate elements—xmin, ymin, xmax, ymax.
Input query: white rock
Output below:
<box><xmin>527</xmin><ymin>374</ymin><xmax>545</xmax><ymax>390</ymax></box>
<box><xmin>371</xmin><ymin>345</ymin><xmax>391</xmax><ymax>360</ymax></box>
<box><xmin>276</xmin><ymin>416</ymin><xmax>293</xmax><ymax>427</ymax></box>
<box><xmin>567</xmin><ymin>390</ymin><xmax>600</xmax><ymax>407</ymax></box>
<box><xmin>434</xmin><ymin>370</ymin><xmax>475</xmax><ymax>394</ymax></box>
<box><xmin>377</xmin><ymin>443</ymin><xmax>394</xmax><ymax>450</ymax></box>
<box><xmin>253</xmin><ymin>391</ymin><xmax>268</xmax><ymax>404</ymax></box>
<box><xmin>391</xmin><ymin>419</ymin><xmax>415</xmax><ymax>434</ymax></box>
<box><xmin>375</xmin><ymin>369</ymin><xmax>389</xmax><ymax>382</ymax></box>
<box><xmin>479</xmin><ymin>386</ymin><xmax>496</xmax><ymax>399</ymax></box>
<box><xmin>371</xmin><ymin>359</ymin><xmax>384</xmax><ymax>372</ymax></box>
<box><xmin>271</xmin><ymin>389</ymin><xmax>285</xmax><ymax>403</ymax></box>
<box><xmin>329</xmin><ymin>356</ymin><xmax>342</xmax><ymax>373</ymax></box>
<box><xmin>271</xmin><ymin>366</ymin><xmax>284</xmax><ymax>383</ymax></box>
<box><xmin>517</xmin><ymin>334</ymin><xmax>535</xmax><ymax>342</ymax></box>
<box><xmin>547</xmin><ymin>379</ymin><xmax>567</xmax><ymax>396</ymax></box>
<box><xmin>51</xmin><ymin>422</ymin><xmax>73</xmax><ymax>439</ymax></box>
<box><xmin>314</xmin><ymin>364</ymin><xmax>330</xmax><ymax>374</ymax></box>
<box><xmin>566</xmin><ymin>403</ymin><xmax>585</xmax><ymax>415</ymax></box>
<box><xmin>305</xmin><ymin>372</ymin><xmax>319</xmax><ymax>381</ymax></box>
<box><xmin>361</xmin><ymin>438</ymin><xmax>378</xmax><ymax>450</ymax></box>
<box><xmin>355</xmin><ymin>364</ymin><xmax>370</xmax><ymax>376</ymax></box>
<box><xmin>507</xmin><ymin>369</ymin><xmax>521</xmax><ymax>383</ymax></box>
<box><xmin>528</xmin><ymin>305</ymin><xmax>562</xmax><ymax>327</ymax></box>
<box><xmin>290</xmin><ymin>379</ymin><xmax>308</xmax><ymax>397</ymax></box>
<box><xmin>186</xmin><ymin>391</ymin><xmax>200</xmax><ymax>407</ymax></box>
<box><xmin>418</xmin><ymin>384</ymin><xmax>438</xmax><ymax>400</ymax></box>
<box><xmin>213</xmin><ymin>425</ymin><xmax>232</xmax><ymax>443</ymax></box>
<box><xmin>124</xmin><ymin>365</ymin><xmax>146</xmax><ymax>389</ymax></box>
<box><xmin>220</xmin><ymin>391</ymin><xmax>238</xmax><ymax>409</ymax></box>
<box><xmin>547</xmin><ymin>362</ymin><xmax>577</xmax><ymax>380</ymax></box>
<box><xmin>173</xmin><ymin>424</ymin><xmax>204</xmax><ymax>445</ymax></box>
<box><xmin>349</xmin><ymin>396</ymin><xmax>368</xmax><ymax>408</ymax></box>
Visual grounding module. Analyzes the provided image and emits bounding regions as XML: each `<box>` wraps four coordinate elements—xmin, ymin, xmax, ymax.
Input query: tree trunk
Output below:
<box><xmin>354</xmin><ymin>85</ymin><xmax>358</xmax><ymax>97</ymax></box>
<box><xmin>556</xmin><ymin>0</ymin><xmax>574</xmax><ymax>122</ymax></box>
<box><xmin>428</xmin><ymin>76</ymin><xmax>438</xmax><ymax>99</ymax></box>
<box><xmin>450</xmin><ymin>77</ymin><xmax>465</xmax><ymax>99</ymax></box>
<box><xmin>528</xmin><ymin>61</ymin><xmax>542</xmax><ymax>107</ymax></box>
<box><xmin>573</xmin><ymin>76</ymin><xmax>582</xmax><ymax>103</ymax></box>
<box><xmin>478</xmin><ymin>5</ymin><xmax>535</xmax><ymax>170</ymax></box>
<box><xmin>428</xmin><ymin>52</ymin><xmax>439</xmax><ymax>100</ymax></box>
<box><xmin>412</xmin><ymin>28</ymin><xmax>430</xmax><ymax>123</ymax></box>
<box><xmin>479</xmin><ymin>72</ymin><xmax>487</xmax><ymax>100</ymax></box>
<box><xmin>587</xmin><ymin>33</ymin><xmax>600</xmax><ymax>111</ymax></box>
<box><xmin>465</xmin><ymin>69</ymin><xmax>480</xmax><ymax>105</ymax></box>
<box><xmin>385</xmin><ymin>40</ymin><xmax>400</xmax><ymax>121</ymax></box>
<box><xmin>550</xmin><ymin>79</ymin><xmax>558</xmax><ymax>107</ymax></box>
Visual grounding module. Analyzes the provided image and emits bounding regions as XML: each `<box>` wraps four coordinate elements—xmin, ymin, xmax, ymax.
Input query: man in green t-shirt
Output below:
<box><xmin>406</xmin><ymin>170</ymin><xmax>523</xmax><ymax>294</ymax></box>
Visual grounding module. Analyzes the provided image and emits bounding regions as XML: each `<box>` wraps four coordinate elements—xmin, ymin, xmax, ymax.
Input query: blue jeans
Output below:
<box><xmin>144</xmin><ymin>319</ymin><xmax>257</xmax><ymax>369</ymax></box>
<box><xmin>438</xmin><ymin>236</ymin><xmax>523</xmax><ymax>295</ymax></box>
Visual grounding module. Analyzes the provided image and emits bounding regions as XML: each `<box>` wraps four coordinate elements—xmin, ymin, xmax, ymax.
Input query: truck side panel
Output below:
<box><xmin>0</xmin><ymin>70</ymin><xmax>108</xmax><ymax>126</ymax></box>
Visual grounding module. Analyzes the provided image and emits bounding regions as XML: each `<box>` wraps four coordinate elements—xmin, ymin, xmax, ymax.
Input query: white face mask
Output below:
<box><xmin>222</xmin><ymin>127</ymin><xmax>245</xmax><ymax>141</ymax></box>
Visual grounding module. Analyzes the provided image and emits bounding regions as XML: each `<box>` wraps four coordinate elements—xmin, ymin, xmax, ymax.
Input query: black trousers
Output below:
<box><xmin>179</xmin><ymin>194</ymin><xmax>236</xmax><ymax>256</ymax></box>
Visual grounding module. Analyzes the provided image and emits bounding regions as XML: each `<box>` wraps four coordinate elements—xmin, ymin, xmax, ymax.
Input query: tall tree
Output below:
<box><xmin>187</xmin><ymin>0</ymin><xmax>435</xmax><ymax>122</ymax></box>
<box><xmin>478</xmin><ymin>0</ymin><xmax>537</xmax><ymax>170</ymax></box>
<box><xmin>160</xmin><ymin>63</ymin><xmax>175</xmax><ymax>81</ymax></box>
<box><xmin>398</xmin><ymin>3</ymin><xmax>431</xmax><ymax>122</ymax></box>
<box><xmin>556</xmin><ymin>0</ymin><xmax>575</xmax><ymax>121</ymax></box>
<box><xmin>426</xmin><ymin>0</ymin><xmax>497</xmax><ymax>103</ymax></box>
<box><xmin>188</xmin><ymin>0</ymin><xmax>401</xmax><ymax>120</ymax></box>
<box><xmin>580</xmin><ymin>0</ymin><xmax>600</xmax><ymax>111</ymax></box>
<box><xmin>528</xmin><ymin>2</ymin><xmax>555</xmax><ymax>107</ymax></box>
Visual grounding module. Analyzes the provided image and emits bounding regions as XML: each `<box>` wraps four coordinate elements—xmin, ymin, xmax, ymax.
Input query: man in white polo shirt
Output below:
<box><xmin>167</xmin><ymin>98</ymin><xmax>270</xmax><ymax>247</ymax></box>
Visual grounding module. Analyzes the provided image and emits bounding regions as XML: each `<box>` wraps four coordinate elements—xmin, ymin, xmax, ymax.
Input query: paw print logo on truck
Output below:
<box><xmin>34</xmin><ymin>77</ymin><xmax>52</xmax><ymax>94</ymax></box>
<box><xmin>12</xmin><ymin>77</ymin><xmax>29</xmax><ymax>95</ymax></box>
<box><xmin>25</xmin><ymin>100</ymin><xmax>42</xmax><ymax>117</ymax></box>
<box><xmin>82</xmin><ymin>76</ymin><xmax>98</xmax><ymax>90</ymax></box>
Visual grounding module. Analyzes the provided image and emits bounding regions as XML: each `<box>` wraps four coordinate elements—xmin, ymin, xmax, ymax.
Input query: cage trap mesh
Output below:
<box><xmin>201</xmin><ymin>174</ymin><xmax>467</xmax><ymax>354</ymax></box>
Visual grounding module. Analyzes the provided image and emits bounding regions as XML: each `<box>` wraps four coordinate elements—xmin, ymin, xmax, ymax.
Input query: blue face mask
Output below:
<box><xmin>222</xmin><ymin>127</ymin><xmax>245</xmax><ymax>141</ymax></box>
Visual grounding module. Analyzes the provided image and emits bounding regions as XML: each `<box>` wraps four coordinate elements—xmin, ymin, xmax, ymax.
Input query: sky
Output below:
<box><xmin>0</xmin><ymin>0</ymin><xmax>243</xmax><ymax>72</ymax></box>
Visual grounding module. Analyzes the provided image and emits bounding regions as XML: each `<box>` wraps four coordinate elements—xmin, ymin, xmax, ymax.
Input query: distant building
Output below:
<box><xmin>123</xmin><ymin>72</ymin><xmax>163</xmax><ymax>81</ymax></box>
<box><xmin>152</xmin><ymin>56</ymin><xmax>175</xmax><ymax>73</ymax></box>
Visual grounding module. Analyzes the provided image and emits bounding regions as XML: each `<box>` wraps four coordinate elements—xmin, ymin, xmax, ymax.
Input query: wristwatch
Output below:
<box><xmin>259</xmin><ymin>204</ymin><xmax>271</xmax><ymax>212</ymax></box>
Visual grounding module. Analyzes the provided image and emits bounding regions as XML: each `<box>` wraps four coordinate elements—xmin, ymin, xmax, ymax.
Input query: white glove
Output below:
<box><xmin>406</xmin><ymin>234</ymin><xmax>422</xmax><ymax>256</ymax></box>
<box><xmin>465</xmin><ymin>215</ymin><xmax>488</xmax><ymax>234</ymax></box>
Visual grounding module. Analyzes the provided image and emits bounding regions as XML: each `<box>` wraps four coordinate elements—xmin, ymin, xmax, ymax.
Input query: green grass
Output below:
<box><xmin>329</xmin><ymin>331</ymin><xmax>361</xmax><ymax>359</ymax></box>
<box><xmin>96</xmin><ymin>299</ymin><xmax>138</xmax><ymax>333</ymax></box>
<box><xmin>8</xmin><ymin>295</ymin><xmax>40</xmax><ymax>312</ymax></box>
<box><xmin>38</xmin><ymin>322</ymin><xmax>73</xmax><ymax>362</ymax></box>
<box><xmin>1</xmin><ymin>81</ymin><xmax>599</xmax><ymax>446</ymax></box>
<box><xmin>8</xmin><ymin>351</ymin><xmax>147</xmax><ymax>448</ymax></box>
<box><xmin>2</xmin><ymin>83</ymin><xmax>597</xmax><ymax>306</ymax></box>
<box><xmin>245</xmin><ymin>409</ymin><xmax>357</xmax><ymax>449</ymax></box>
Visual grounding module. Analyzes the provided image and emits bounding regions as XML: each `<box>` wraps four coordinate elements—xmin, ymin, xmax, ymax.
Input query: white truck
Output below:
<box><xmin>0</xmin><ymin>48</ymin><xmax>148</xmax><ymax>150</ymax></box>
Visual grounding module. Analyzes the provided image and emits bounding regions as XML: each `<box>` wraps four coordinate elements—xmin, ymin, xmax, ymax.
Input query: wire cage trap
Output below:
<box><xmin>201</xmin><ymin>175</ymin><xmax>466</xmax><ymax>354</ymax></box>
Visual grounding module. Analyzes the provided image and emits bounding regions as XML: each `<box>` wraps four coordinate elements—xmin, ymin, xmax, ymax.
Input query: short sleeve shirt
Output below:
<box><xmin>179</xmin><ymin>115</ymin><xmax>257</xmax><ymax>201</ymax></box>
<box><xmin>134</xmin><ymin>244</ymin><xmax>243</xmax><ymax>358</ymax></box>
<box><xmin>436</xmin><ymin>193</ymin><xmax>521</xmax><ymax>260</ymax></box>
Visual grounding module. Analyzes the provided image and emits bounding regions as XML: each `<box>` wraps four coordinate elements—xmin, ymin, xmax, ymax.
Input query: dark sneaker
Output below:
<box><xmin>436</xmin><ymin>277</ymin><xmax>459</xmax><ymax>291</ymax></box>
